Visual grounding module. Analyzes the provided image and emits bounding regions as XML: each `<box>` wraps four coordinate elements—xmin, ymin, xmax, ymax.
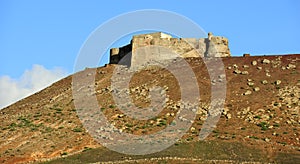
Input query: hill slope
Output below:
<box><xmin>0</xmin><ymin>55</ymin><xmax>299</xmax><ymax>163</ymax></box>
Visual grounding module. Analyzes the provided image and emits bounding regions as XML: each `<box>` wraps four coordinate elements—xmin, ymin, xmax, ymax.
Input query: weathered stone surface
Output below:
<box><xmin>109</xmin><ymin>32</ymin><xmax>231</xmax><ymax>66</ymax></box>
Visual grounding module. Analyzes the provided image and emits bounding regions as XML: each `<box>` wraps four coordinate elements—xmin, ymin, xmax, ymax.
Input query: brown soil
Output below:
<box><xmin>0</xmin><ymin>54</ymin><xmax>299</xmax><ymax>163</ymax></box>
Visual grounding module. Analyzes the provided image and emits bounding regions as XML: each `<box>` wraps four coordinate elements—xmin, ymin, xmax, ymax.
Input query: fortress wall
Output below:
<box><xmin>110</xmin><ymin>48</ymin><xmax>120</xmax><ymax>64</ymax></box>
<box><xmin>130</xmin><ymin>37</ymin><xmax>208</xmax><ymax>66</ymax></box>
<box><xmin>207</xmin><ymin>36</ymin><xmax>230</xmax><ymax>57</ymax></box>
<box><xmin>132</xmin><ymin>37</ymin><xmax>209</xmax><ymax>57</ymax></box>
<box><xmin>110</xmin><ymin>32</ymin><xmax>230</xmax><ymax>66</ymax></box>
<box><xmin>132</xmin><ymin>38</ymin><xmax>201</xmax><ymax>55</ymax></box>
<box><xmin>132</xmin><ymin>32</ymin><xmax>172</xmax><ymax>39</ymax></box>
<box><xmin>109</xmin><ymin>44</ymin><xmax>132</xmax><ymax>64</ymax></box>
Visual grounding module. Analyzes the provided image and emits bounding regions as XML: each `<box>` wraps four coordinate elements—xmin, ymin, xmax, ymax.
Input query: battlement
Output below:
<box><xmin>110</xmin><ymin>32</ymin><xmax>230</xmax><ymax>66</ymax></box>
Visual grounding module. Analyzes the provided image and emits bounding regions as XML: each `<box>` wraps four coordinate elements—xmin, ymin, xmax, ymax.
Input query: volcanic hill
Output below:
<box><xmin>0</xmin><ymin>54</ymin><xmax>299</xmax><ymax>164</ymax></box>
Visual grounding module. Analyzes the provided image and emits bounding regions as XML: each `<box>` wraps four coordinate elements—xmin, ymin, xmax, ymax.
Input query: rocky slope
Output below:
<box><xmin>0</xmin><ymin>54</ymin><xmax>299</xmax><ymax>163</ymax></box>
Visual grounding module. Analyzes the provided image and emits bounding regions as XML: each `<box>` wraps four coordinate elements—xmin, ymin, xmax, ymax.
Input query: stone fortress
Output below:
<box><xmin>110</xmin><ymin>32</ymin><xmax>230</xmax><ymax>67</ymax></box>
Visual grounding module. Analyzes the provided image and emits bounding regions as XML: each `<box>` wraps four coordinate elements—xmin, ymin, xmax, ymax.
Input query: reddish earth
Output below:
<box><xmin>0</xmin><ymin>54</ymin><xmax>299</xmax><ymax>163</ymax></box>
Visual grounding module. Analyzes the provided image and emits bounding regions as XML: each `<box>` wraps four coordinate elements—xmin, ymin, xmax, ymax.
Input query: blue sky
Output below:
<box><xmin>0</xmin><ymin>0</ymin><xmax>300</xmax><ymax>108</ymax></box>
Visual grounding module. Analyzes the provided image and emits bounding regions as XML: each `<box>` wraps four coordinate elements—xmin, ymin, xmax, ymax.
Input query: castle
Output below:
<box><xmin>110</xmin><ymin>32</ymin><xmax>230</xmax><ymax>67</ymax></box>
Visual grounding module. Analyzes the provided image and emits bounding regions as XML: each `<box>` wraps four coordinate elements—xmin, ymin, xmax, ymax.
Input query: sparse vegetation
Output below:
<box><xmin>254</xmin><ymin>115</ymin><xmax>261</xmax><ymax>119</ymax></box>
<box><xmin>125</xmin><ymin>123</ymin><xmax>133</xmax><ymax>128</ymax></box>
<box><xmin>72</xmin><ymin>127</ymin><xmax>83</xmax><ymax>132</ymax></box>
<box><xmin>249</xmin><ymin>136</ymin><xmax>259</xmax><ymax>140</ymax></box>
<box><xmin>257</xmin><ymin>122</ymin><xmax>269</xmax><ymax>131</ymax></box>
<box><xmin>1</xmin><ymin>55</ymin><xmax>299</xmax><ymax>163</ymax></box>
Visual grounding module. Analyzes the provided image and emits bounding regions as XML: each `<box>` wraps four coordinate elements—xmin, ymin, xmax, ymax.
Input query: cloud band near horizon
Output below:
<box><xmin>0</xmin><ymin>64</ymin><xmax>67</xmax><ymax>109</ymax></box>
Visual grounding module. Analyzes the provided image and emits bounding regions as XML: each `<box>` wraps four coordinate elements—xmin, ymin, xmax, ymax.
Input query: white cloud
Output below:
<box><xmin>0</xmin><ymin>64</ymin><xmax>67</xmax><ymax>109</ymax></box>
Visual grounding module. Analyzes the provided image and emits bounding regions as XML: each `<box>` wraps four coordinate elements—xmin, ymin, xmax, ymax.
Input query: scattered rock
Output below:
<box><xmin>252</xmin><ymin>60</ymin><xmax>257</xmax><ymax>66</ymax></box>
<box><xmin>233</xmin><ymin>70</ymin><xmax>241</xmax><ymax>74</ymax></box>
<box><xmin>243</xmin><ymin>90</ymin><xmax>252</xmax><ymax>95</ymax></box>
<box><xmin>262</xmin><ymin>59</ymin><xmax>271</xmax><ymax>64</ymax></box>
<box><xmin>287</xmin><ymin>64</ymin><xmax>296</xmax><ymax>69</ymax></box>
<box><xmin>275</xmin><ymin>80</ymin><xmax>281</xmax><ymax>85</ymax></box>
<box><xmin>218</xmin><ymin>74</ymin><xmax>226</xmax><ymax>79</ymax></box>
<box><xmin>257</xmin><ymin>66</ymin><xmax>262</xmax><ymax>70</ymax></box>
<box><xmin>247</xmin><ymin>82</ymin><xmax>255</xmax><ymax>86</ymax></box>
<box><xmin>264</xmin><ymin>138</ymin><xmax>270</xmax><ymax>142</ymax></box>
<box><xmin>190</xmin><ymin>127</ymin><xmax>196</xmax><ymax>132</ymax></box>
<box><xmin>261</xmin><ymin>80</ymin><xmax>268</xmax><ymax>85</ymax></box>
<box><xmin>226</xmin><ymin>113</ymin><xmax>232</xmax><ymax>119</ymax></box>
<box><xmin>241</xmin><ymin>71</ymin><xmax>249</xmax><ymax>75</ymax></box>
<box><xmin>222</xmin><ymin>108</ymin><xmax>230</xmax><ymax>115</ymax></box>
<box><xmin>253</xmin><ymin>87</ymin><xmax>260</xmax><ymax>92</ymax></box>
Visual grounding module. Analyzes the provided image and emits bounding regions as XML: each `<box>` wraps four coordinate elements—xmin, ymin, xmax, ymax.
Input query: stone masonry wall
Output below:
<box><xmin>110</xmin><ymin>32</ymin><xmax>230</xmax><ymax>66</ymax></box>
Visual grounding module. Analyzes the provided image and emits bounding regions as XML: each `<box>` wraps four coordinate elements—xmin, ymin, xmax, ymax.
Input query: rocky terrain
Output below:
<box><xmin>0</xmin><ymin>54</ymin><xmax>299</xmax><ymax>163</ymax></box>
